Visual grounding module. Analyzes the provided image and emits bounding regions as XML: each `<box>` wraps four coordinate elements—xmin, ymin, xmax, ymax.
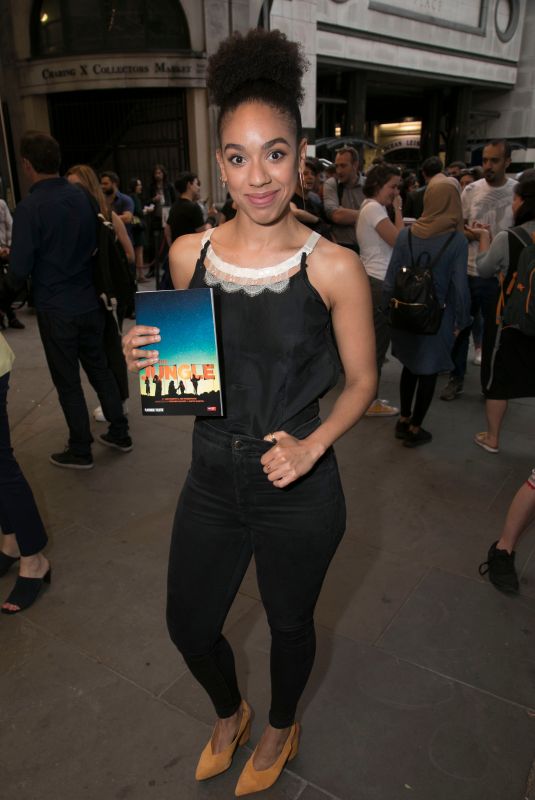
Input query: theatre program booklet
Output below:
<box><xmin>135</xmin><ymin>288</ymin><xmax>223</xmax><ymax>416</ymax></box>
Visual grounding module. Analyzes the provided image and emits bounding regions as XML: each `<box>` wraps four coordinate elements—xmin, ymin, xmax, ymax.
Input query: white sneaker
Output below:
<box><xmin>365</xmin><ymin>399</ymin><xmax>399</xmax><ymax>417</ymax></box>
<box><xmin>93</xmin><ymin>405</ymin><xmax>106</xmax><ymax>422</ymax></box>
<box><xmin>472</xmin><ymin>348</ymin><xmax>482</xmax><ymax>366</ymax></box>
<box><xmin>93</xmin><ymin>401</ymin><xmax>128</xmax><ymax>423</ymax></box>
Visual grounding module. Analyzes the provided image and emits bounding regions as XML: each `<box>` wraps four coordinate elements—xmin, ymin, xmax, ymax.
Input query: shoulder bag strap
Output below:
<box><xmin>427</xmin><ymin>231</ymin><xmax>456</xmax><ymax>271</ymax></box>
<box><xmin>509</xmin><ymin>226</ymin><xmax>532</xmax><ymax>248</ymax></box>
<box><xmin>407</xmin><ymin>228</ymin><xmax>415</xmax><ymax>266</ymax></box>
<box><xmin>505</xmin><ymin>228</ymin><xmax>531</xmax><ymax>288</ymax></box>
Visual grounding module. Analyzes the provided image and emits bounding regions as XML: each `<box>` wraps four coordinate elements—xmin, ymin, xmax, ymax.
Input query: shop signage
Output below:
<box><xmin>18</xmin><ymin>55</ymin><xmax>207</xmax><ymax>95</ymax></box>
<box><xmin>382</xmin><ymin>137</ymin><xmax>421</xmax><ymax>153</ymax></box>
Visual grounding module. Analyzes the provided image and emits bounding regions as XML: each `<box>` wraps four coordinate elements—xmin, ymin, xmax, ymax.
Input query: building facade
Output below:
<box><xmin>0</xmin><ymin>0</ymin><xmax>268</xmax><ymax>205</ymax></box>
<box><xmin>272</xmin><ymin>0</ymin><xmax>531</xmax><ymax>169</ymax></box>
<box><xmin>0</xmin><ymin>0</ymin><xmax>532</xmax><ymax>208</ymax></box>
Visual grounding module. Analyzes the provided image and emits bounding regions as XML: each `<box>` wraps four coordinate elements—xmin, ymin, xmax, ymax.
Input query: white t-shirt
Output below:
<box><xmin>356</xmin><ymin>199</ymin><xmax>393</xmax><ymax>281</ymax></box>
<box><xmin>462</xmin><ymin>177</ymin><xmax>516</xmax><ymax>276</ymax></box>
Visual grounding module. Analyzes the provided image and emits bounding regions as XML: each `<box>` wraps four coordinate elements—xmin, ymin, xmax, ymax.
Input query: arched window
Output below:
<box><xmin>31</xmin><ymin>0</ymin><xmax>191</xmax><ymax>58</ymax></box>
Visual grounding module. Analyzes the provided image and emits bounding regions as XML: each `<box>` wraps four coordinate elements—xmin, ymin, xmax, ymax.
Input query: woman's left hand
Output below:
<box><xmin>465</xmin><ymin>224</ymin><xmax>491</xmax><ymax>240</ymax></box>
<box><xmin>260</xmin><ymin>431</ymin><xmax>323</xmax><ymax>489</ymax></box>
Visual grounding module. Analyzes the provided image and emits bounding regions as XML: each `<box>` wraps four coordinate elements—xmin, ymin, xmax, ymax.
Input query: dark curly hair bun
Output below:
<box><xmin>207</xmin><ymin>28</ymin><xmax>308</xmax><ymax>139</ymax></box>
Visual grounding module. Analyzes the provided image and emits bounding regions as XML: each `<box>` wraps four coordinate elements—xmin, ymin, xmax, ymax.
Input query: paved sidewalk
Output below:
<box><xmin>2</xmin><ymin>304</ymin><xmax>535</xmax><ymax>800</ymax></box>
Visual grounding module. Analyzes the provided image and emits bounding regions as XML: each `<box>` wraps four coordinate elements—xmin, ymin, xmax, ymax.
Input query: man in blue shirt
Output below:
<box><xmin>10</xmin><ymin>131</ymin><xmax>132</xmax><ymax>469</ymax></box>
<box><xmin>100</xmin><ymin>171</ymin><xmax>134</xmax><ymax>240</ymax></box>
<box><xmin>100</xmin><ymin>171</ymin><xmax>135</xmax><ymax>314</ymax></box>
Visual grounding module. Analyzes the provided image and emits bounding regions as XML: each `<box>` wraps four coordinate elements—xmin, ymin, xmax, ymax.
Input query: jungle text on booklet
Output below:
<box><xmin>136</xmin><ymin>288</ymin><xmax>223</xmax><ymax>416</ymax></box>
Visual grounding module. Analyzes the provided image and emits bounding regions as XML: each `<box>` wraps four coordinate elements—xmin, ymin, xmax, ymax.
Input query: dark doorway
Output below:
<box><xmin>316</xmin><ymin>65</ymin><xmax>467</xmax><ymax>164</ymax></box>
<box><xmin>48</xmin><ymin>87</ymin><xmax>189</xmax><ymax>190</ymax></box>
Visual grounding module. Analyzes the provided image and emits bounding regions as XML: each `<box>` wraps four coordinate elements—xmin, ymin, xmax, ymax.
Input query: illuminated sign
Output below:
<box><xmin>382</xmin><ymin>137</ymin><xmax>421</xmax><ymax>153</ymax></box>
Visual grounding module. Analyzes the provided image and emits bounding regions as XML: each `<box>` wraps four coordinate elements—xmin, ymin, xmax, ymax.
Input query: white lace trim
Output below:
<box><xmin>200</xmin><ymin>229</ymin><xmax>320</xmax><ymax>296</ymax></box>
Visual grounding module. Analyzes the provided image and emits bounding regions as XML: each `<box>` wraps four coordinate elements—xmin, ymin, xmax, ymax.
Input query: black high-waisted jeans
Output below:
<box><xmin>166</xmin><ymin>416</ymin><xmax>346</xmax><ymax>728</ymax></box>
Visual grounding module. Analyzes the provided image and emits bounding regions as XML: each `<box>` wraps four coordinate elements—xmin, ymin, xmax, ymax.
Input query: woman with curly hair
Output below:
<box><xmin>123</xmin><ymin>29</ymin><xmax>376</xmax><ymax>795</ymax></box>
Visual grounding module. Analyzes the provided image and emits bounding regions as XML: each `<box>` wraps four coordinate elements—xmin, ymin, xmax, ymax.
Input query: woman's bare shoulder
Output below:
<box><xmin>169</xmin><ymin>231</ymin><xmax>207</xmax><ymax>259</ymax></box>
<box><xmin>311</xmin><ymin>235</ymin><xmax>364</xmax><ymax>276</ymax></box>
<box><xmin>169</xmin><ymin>232</ymin><xmax>207</xmax><ymax>288</ymax></box>
<box><xmin>307</xmin><ymin>235</ymin><xmax>368</xmax><ymax>308</ymax></box>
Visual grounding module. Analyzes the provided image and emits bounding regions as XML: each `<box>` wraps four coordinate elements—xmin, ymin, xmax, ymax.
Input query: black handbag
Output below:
<box><xmin>388</xmin><ymin>229</ymin><xmax>455</xmax><ymax>335</ymax></box>
<box><xmin>0</xmin><ymin>261</ymin><xmax>29</xmax><ymax>309</ymax></box>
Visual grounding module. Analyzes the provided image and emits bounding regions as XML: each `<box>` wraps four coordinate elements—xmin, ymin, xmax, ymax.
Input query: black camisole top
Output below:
<box><xmin>189</xmin><ymin>229</ymin><xmax>340</xmax><ymax>438</ymax></box>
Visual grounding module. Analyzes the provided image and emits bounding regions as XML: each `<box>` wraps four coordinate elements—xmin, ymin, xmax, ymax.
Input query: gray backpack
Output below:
<box><xmin>502</xmin><ymin>240</ymin><xmax>535</xmax><ymax>336</ymax></box>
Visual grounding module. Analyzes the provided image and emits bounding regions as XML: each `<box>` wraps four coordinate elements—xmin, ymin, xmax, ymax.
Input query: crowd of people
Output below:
<box><xmin>0</xmin><ymin>25</ymin><xmax>535</xmax><ymax>797</ymax></box>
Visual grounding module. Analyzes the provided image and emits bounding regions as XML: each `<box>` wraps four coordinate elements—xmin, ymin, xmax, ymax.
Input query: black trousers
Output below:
<box><xmin>0</xmin><ymin>373</ymin><xmax>47</xmax><ymax>556</ymax></box>
<box><xmin>368</xmin><ymin>276</ymin><xmax>390</xmax><ymax>385</ymax></box>
<box><xmin>167</xmin><ymin>418</ymin><xmax>346</xmax><ymax>729</ymax></box>
<box><xmin>451</xmin><ymin>276</ymin><xmax>499</xmax><ymax>388</ymax></box>
<box><xmin>399</xmin><ymin>367</ymin><xmax>437</xmax><ymax>427</ymax></box>
<box><xmin>37</xmin><ymin>307</ymin><xmax>128</xmax><ymax>456</ymax></box>
<box><xmin>102</xmin><ymin>307</ymin><xmax>129</xmax><ymax>402</ymax></box>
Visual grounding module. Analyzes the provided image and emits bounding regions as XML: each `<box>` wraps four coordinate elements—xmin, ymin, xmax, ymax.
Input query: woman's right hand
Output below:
<box><xmin>122</xmin><ymin>325</ymin><xmax>160</xmax><ymax>373</ymax></box>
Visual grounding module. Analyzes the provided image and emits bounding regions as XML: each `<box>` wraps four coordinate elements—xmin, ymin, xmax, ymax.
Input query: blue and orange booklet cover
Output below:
<box><xmin>135</xmin><ymin>288</ymin><xmax>223</xmax><ymax>416</ymax></box>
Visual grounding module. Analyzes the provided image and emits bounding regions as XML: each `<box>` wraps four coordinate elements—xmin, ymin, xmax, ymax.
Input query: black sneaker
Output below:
<box><xmin>98</xmin><ymin>432</ymin><xmax>133</xmax><ymax>453</ymax></box>
<box><xmin>395</xmin><ymin>420</ymin><xmax>410</xmax><ymax>440</ymax></box>
<box><xmin>479</xmin><ymin>541</ymin><xmax>519</xmax><ymax>593</ymax></box>
<box><xmin>50</xmin><ymin>448</ymin><xmax>94</xmax><ymax>470</ymax></box>
<box><xmin>403</xmin><ymin>428</ymin><xmax>432</xmax><ymax>448</ymax></box>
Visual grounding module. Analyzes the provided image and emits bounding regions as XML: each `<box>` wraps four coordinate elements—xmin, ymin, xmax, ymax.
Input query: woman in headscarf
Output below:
<box><xmin>382</xmin><ymin>176</ymin><xmax>471</xmax><ymax>447</ymax></box>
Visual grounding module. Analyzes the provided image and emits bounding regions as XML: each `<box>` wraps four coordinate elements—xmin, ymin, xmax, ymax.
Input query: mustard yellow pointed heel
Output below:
<box><xmin>234</xmin><ymin>722</ymin><xmax>300</xmax><ymax>796</ymax></box>
<box><xmin>195</xmin><ymin>700</ymin><xmax>252</xmax><ymax>781</ymax></box>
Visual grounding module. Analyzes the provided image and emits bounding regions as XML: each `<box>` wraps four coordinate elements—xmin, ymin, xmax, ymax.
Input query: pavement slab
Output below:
<box><xmin>164</xmin><ymin>603</ymin><xmax>535</xmax><ymax>800</ymax></box>
<box><xmin>299</xmin><ymin>628</ymin><xmax>535</xmax><ymax>800</ymax></box>
<box><xmin>0</xmin><ymin>627</ymin><xmax>307</xmax><ymax>800</ymax></box>
<box><xmin>377</xmin><ymin>567</ymin><xmax>535</xmax><ymax>709</ymax></box>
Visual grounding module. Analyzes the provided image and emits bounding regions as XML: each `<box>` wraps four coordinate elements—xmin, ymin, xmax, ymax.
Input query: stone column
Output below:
<box><xmin>0</xmin><ymin>0</ymin><xmax>38</xmax><ymax>201</ymax></box>
<box><xmin>270</xmin><ymin>0</ymin><xmax>318</xmax><ymax>152</ymax></box>
<box><xmin>447</xmin><ymin>86</ymin><xmax>472</xmax><ymax>164</ymax></box>
<box><xmin>346</xmin><ymin>70</ymin><xmax>366</xmax><ymax>140</ymax></box>
<box><xmin>231</xmin><ymin>0</ymin><xmax>267</xmax><ymax>30</ymax></box>
<box><xmin>186</xmin><ymin>89</ymin><xmax>212</xmax><ymax>200</ymax></box>
<box><xmin>420</xmin><ymin>89</ymin><xmax>441</xmax><ymax>161</ymax></box>
<box><xmin>202</xmin><ymin>0</ymin><xmax>231</xmax><ymax>203</ymax></box>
